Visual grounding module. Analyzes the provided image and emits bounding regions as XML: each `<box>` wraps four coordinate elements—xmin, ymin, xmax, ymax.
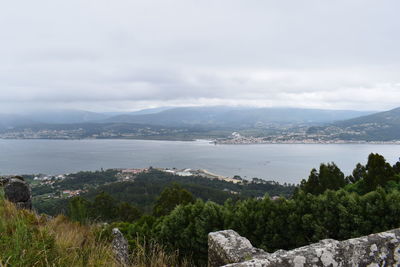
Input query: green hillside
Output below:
<box><xmin>305</xmin><ymin>107</ymin><xmax>400</xmax><ymax>141</ymax></box>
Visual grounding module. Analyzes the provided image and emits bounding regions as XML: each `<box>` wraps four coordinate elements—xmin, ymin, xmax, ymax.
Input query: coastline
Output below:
<box><xmin>1</xmin><ymin>137</ymin><xmax>400</xmax><ymax>145</ymax></box>
<box><xmin>214</xmin><ymin>140</ymin><xmax>400</xmax><ymax>145</ymax></box>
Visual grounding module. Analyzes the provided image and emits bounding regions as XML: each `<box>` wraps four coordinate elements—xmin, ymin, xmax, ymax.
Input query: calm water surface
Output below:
<box><xmin>0</xmin><ymin>139</ymin><xmax>399</xmax><ymax>183</ymax></box>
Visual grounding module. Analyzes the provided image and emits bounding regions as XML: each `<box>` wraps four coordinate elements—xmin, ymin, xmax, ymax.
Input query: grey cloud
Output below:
<box><xmin>0</xmin><ymin>0</ymin><xmax>399</xmax><ymax>112</ymax></box>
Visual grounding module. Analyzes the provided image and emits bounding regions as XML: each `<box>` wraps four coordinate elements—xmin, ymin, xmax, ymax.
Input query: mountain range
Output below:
<box><xmin>1</xmin><ymin>106</ymin><xmax>400</xmax><ymax>141</ymax></box>
<box><xmin>102</xmin><ymin>106</ymin><xmax>374</xmax><ymax>128</ymax></box>
<box><xmin>0</xmin><ymin>108</ymin><xmax>173</xmax><ymax>128</ymax></box>
<box><xmin>0</xmin><ymin>106</ymin><xmax>374</xmax><ymax>129</ymax></box>
<box><xmin>310</xmin><ymin>107</ymin><xmax>400</xmax><ymax>141</ymax></box>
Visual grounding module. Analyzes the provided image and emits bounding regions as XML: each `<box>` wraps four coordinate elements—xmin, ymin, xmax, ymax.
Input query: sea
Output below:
<box><xmin>0</xmin><ymin>139</ymin><xmax>399</xmax><ymax>184</ymax></box>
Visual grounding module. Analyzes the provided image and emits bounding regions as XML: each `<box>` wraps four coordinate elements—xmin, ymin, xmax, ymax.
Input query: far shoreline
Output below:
<box><xmin>1</xmin><ymin>137</ymin><xmax>400</xmax><ymax>145</ymax></box>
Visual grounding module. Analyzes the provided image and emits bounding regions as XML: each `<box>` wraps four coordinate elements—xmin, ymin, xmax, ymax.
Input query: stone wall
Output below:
<box><xmin>208</xmin><ymin>229</ymin><xmax>400</xmax><ymax>267</ymax></box>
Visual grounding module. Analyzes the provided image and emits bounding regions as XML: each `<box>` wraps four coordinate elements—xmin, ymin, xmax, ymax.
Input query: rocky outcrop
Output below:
<box><xmin>112</xmin><ymin>228</ymin><xmax>130</xmax><ymax>266</ymax></box>
<box><xmin>3</xmin><ymin>177</ymin><xmax>32</xmax><ymax>210</ymax></box>
<box><xmin>0</xmin><ymin>177</ymin><xmax>11</xmax><ymax>186</ymax></box>
<box><xmin>208</xmin><ymin>230</ymin><xmax>267</xmax><ymax>267</ymax></box>
<box><xmin>208</xmin><ymin>229</ymin><xmax>400</xmax><ymax>267</ymax></box>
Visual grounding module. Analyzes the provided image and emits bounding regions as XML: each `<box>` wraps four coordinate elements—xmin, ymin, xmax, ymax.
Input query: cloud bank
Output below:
<box><xmin>0</xmin><ymin>0</ymin><xmax>399</xmax><ymax>112</ymax></box>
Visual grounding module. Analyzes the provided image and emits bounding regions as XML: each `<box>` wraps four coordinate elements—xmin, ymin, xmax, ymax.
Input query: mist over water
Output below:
<box><xmin>0</xmin><ymin>139</ymin><xmax>399</xmax><ymax>184</ymax></box>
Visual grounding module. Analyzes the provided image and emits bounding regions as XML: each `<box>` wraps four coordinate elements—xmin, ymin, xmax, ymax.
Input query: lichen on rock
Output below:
<box><xmin>208</xmin><ymin>228</ymin><xmax>400</xmax><ymax>267</ymax></box>
<box><xmin>112</xmin><ymin>228</ymin><xmax>130</xmax><ymax>266</ymax></box>
<box><xmin>208</xmin><ymin>230</ymin><xmax>269</xmax><ymax>267</ymax></box>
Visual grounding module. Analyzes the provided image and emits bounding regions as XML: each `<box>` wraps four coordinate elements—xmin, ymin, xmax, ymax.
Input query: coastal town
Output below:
<box><xmin>0</xmin><ymin>126</ymin><xmax>190</xmax><ymax>140</ymax></box>
<box><xmin>215</xmin><ymin>132</ymin><xmax>400</xmax><ymax>145</ymax></box>
<box><xmin>2</xmin><ymin>126</ymin><xmax>400</xmax><ymax>144</ymax></box>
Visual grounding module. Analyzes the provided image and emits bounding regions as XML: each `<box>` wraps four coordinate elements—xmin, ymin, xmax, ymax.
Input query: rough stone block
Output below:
<box><xmin>208</xmin><ymin>230</ymin><xmax>268</xmax><ymax>267</ymax></box>
<box><xmin>208</xmin><ymin>229</ymin><xmax>400</xmax><ymax>267</ymax></box>
<box><xmin>112</xmin><ymin>228</ymin><xmax>130</xmax><ymax>266</ymax></box>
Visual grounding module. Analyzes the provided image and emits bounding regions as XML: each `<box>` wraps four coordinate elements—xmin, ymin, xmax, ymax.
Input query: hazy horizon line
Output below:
<box><xmin>3</xmin><ymin>104</ymin><xmax>389</xmax><ymax>115</ymax></box>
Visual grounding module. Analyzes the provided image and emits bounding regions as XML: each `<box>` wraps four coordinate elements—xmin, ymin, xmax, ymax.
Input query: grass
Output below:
<box><xmin>128</xmin><ymin>236</ymin><xmax>191</xmax><ymax>267</ymax></box>
<box><xmin>0</xmin><ymin>190</ymin><xmax>190</xmax><ymax>266</ymax></box>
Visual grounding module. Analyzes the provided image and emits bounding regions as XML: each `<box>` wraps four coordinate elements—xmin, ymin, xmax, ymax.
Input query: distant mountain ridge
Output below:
<box><xmin>1</xmin><ymin>106</ymin><xmax>373</xmax><ymax>130</ymax></box>
<box><xmin>0</xmin><ymin>107</ymin><xmax>175</xmax><ymax>127</ymax></box>
<box><xmin>3</xmin><ymin>106</ymin><xmax>393</xmax><ymax>141</ymax></box>
<box><xmin>0</xmin><ymin>114</ymin><xmax>36</xmax><ymax>129</ymax></box>
<box><xmin>0</xmin><ymin>110</ymin><xmax>108</xmax><ymax>128</ymax></box>
<box><xmin>103</xmin><ymin>106</ymin><xmax>374</xmax><ymax>128</ymax></box>
<box><xmin>25</xmin><ymin>110</ymin><xmax>109</xmax><ymax>124</ymax></box>
<box><xmin>306</xmin><ymin>107</ymin><xmax>400</xmax><ymax>141</ymax></box>
<box><xmin>335</xmin><ymin>107</ymin><xmax>400</xmax><ymax>127</ymax></box>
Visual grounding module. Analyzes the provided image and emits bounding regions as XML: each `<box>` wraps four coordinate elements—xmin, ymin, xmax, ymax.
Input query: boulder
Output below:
<box><xmin>208</xmin><ymin>230</ymin><xmax>268</xmax><ymax>267</ymax></box>
<box><xmin>112</xmin><ymin>228</ymin><xmax>130</xmax><ymax>266</ymax></box>
<box><xmin>208</xmin><ymin>229</ymin><xmax>400</xmax><ymax>267</ymax></box>
<box><xmin>4</xmin><ymin>177</ymin><xmax>32</xmax><ymax>210</ymax></box>
<box><xmin>0</xmin><ymin>177</ymin><xmax>10</xmax><ymax>186</ymax></box>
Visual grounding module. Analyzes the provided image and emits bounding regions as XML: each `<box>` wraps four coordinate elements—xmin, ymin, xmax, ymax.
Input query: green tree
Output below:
<box><xmin>300</xmin><ymin>168</ymin><xmax>320</xmax><ymax>195</ymax></box>
<box><xmin>364</xmin><ymin>153</ymin><xmax>395</xmax><ymax>192</ymax></box>
<box><xmin>116</xmin><ymin>202</ymin><xmax>143</xmax><ymax>222</ymax></box>
<box><xmin>346</xmin><ymin>163</ymin><xmax>366</xmax><ymax>184</ymax></box>
<box><xmin>319</xmin><ymin>163</ymin><xmax>346</xmax><ymax>191</ymax></box>
<box><xmin>299</xmin><ymin>163</ymin><xmax>347</xmax><ymax>195</ymax></box>
<box><xmin>68</xmin><ymin>196</ymin><xmax>90</xmax><ymax>223</ymax></box>
<box><xmin>153</xmin><ymin>183</ymin><xmax>195</xmax><ymax>217</ymax></box>
<box><xmin>90</xmin><ymin>192</ymin><xmax>117</xmax><ymax>221</ymax></box>
<box><xmin>392</xmin><ymin>161</ymin><xmax>400</xmax><ymax>175</ymax></box>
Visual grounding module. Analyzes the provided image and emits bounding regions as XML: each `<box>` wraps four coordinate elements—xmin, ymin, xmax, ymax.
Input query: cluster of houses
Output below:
<box><xmin>33</xmin><ymin>174</ymin><xmax>66</xmax><ymax>181</ymax></box>
<box><xmin>163</xmin><ymin>168</ymin><xmax>194</xmax><ymax>177</ymax></box>
<box><xmin>160</xmin><ymin>168</ymin><xmax>243</xmax><ymax>184</ymax></box>
<box><xmin>62</xmin><ymin>189</ymin><xmax>85</xmax><ymax>198</ymax></box>
<box><xmin>117</xmin><ymin>168</ymin><xmax>149</xmax><ymax>181</ymax></box>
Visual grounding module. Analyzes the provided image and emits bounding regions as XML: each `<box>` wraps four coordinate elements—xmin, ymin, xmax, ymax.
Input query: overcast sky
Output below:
<box><xmin>1</xmin><ymin>0</ymin><xmax>399</xmax><ymax>112</ymax></box>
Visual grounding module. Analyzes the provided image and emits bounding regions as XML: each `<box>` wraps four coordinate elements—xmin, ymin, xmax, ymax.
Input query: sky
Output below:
<box><xmin>0</xmin><ymin>0</ymin><xmax>399</xmax><ymax>113</ymax></box>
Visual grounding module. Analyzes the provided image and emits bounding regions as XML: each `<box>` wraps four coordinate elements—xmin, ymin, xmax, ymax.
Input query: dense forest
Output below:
<box><xmin>58</xmin><ymin>153</ymin><xmax>400</xmax><ymax>265</ymax></box>
<box><xmin>32</xmin><ymin>170</ymin><xmax>295</xmax><ymax>215</ymax></box>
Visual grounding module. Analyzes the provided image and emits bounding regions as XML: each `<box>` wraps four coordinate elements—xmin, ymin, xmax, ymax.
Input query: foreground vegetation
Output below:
<box><xmin>0</xmin><ymin>192</ymin><xmax>116</xmax><ymax>266</ymax></box>
<box><xmin>0</xmin><ymin>192</ymin><xmax>190</xmax><ymax>266</ymax></box>
<box><xmin>111</xmin><ymin>186</ymin><xmax>400</xmax><ymax>265</ymax></box>
<box><xmin>3</xmin><ymin>153</ymin><xmax>400</xmax><ymax>266</ymax></box>
<box><xmin>62</xmin><ymin>154</ymin><xmax>400</xmax><ymax>265</ymax></box>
